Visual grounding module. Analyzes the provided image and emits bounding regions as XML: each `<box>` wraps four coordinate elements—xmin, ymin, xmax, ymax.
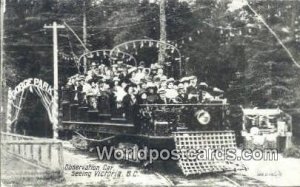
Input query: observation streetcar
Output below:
<box><xmin>58</xmin><ymin>40</ymin><xmax>243</xmax><ymax>175</ymax></box>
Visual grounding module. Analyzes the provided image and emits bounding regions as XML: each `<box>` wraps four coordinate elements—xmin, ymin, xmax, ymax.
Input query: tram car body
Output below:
<box><xmin>58</xmin><ymin>48</ymin><xmax>240</xmax><ymax>171</ymax></box>
<box><xmin>59</xmin><ymin>88</ymin><xmax>232</xmax><ymax>151</ymax></box>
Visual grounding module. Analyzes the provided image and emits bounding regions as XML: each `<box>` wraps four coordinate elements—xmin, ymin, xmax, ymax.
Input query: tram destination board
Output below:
<box><xmin>1</xmin><ymin>0</ymin><xmax>300</xmax><ymax>186</ymax></box>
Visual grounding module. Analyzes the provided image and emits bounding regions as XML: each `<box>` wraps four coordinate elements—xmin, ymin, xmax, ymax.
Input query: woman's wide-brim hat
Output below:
<box><xmin>166</xmin><ymin>78</ymin><xmax>175</xmax><ymax>84</ymax></box>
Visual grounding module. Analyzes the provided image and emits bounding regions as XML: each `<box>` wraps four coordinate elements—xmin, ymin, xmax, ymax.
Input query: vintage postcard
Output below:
<box><xmin>1</xmin><ymin>0</ymin><xmax>300</xmax><ymax>186</ymax></box>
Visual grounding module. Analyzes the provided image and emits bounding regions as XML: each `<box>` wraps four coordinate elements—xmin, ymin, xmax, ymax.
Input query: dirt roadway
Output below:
<box><xmin>62</xmin><ymin>149</ymin><xmax>236</xmax><ymax>186</ymax></box>
<box><xmin>240</xmin><ymin>154</ymin><xmax>300</xmax><ymax>186</ymax></box>
<box><xmin>2</xmin><ymin>144</ymin><xmax>300</xmax><ymax>186</ymax></box>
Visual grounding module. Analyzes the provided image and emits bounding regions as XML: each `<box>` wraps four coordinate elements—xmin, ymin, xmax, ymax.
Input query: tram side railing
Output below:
<box><xmin>1</xmin><ymin>132</ymin><xmax>64</xmax><ymax>177</ymax></box>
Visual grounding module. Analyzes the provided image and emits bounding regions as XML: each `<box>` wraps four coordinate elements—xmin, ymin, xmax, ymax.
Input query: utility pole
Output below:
<box><xmin>158</xmin><ymin>0</ymin><xmax>167</xmax><ymax>65</ymax></box>
<box><xmin>83</xmin><ymin>0</ymin><xmax>88</xmax><ymax>73</ymax></box>
<box><xmin>290</xmin><ymin>1</ymin><xmax>297</xmax><ymax>41</ymax></box>
<box><xmin>44</xmin><ymin>22</ymin><xmax>65</xmax><ymax>139</ymax></box>
<box><xmin>0</xmin><ymin>0</ymin><xmax>6</xmax><ymax>130</ymax></box>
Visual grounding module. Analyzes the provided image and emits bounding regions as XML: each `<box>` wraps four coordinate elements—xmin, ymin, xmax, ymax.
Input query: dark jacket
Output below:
<box><xmin>122</xmin><ymin>94</ymin><xmax>138</xmax><ymax>122</ymax></box>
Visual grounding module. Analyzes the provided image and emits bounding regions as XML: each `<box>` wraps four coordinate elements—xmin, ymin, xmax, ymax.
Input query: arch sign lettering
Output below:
<box><xmin>6</xmin><ymin>78</ymin><xmax>56</xmax><ymax>133</ymax></box>
<box><xmin>11</xmin><ymin>78</ymin><xmax>53</xmax><ymax>98</ymax></box>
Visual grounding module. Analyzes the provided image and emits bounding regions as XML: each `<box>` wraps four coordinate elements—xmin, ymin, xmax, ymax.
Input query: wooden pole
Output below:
<box><xmin>44</xmin><ymin>22</ymin><xmax>65</xmax><ymax>139</ymax></box>
<box><xmin>158</xmin><ymin>0</ymin><xmax>167</xmax><ymax>65</ymax></box>
<box><xmin>0</xmin><ymin>0</ymin><xmax>5</xmax><ymax>84</ymax></box>
<box><xmin>0</xmin><ymin>0</ymin><xmax>6</xmax><ymax>131</ymax></box>
<box><xmin>83</xmin><ymin>0</ymin><xmax>88</xmax><ymax>73</ymax></box>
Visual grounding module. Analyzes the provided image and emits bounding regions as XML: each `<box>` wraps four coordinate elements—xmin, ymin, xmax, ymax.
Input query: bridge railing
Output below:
<box><xmin>1</xmin><ymin>132</ymin><xmax>64</xmax><ymax>176</ymax></box>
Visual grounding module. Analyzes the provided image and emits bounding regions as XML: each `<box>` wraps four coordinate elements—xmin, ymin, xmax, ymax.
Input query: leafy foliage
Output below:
<box><xmin>3</xmin><ymin>0</ymin><xmax>300</xmax><ymax>110</ymax></box>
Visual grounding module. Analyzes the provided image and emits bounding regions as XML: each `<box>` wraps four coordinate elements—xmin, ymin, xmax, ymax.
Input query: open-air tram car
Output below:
<box><xmin>57</xmin><ymin>41</ymin><xmax>243</xmax><ymax>175</ymax></box>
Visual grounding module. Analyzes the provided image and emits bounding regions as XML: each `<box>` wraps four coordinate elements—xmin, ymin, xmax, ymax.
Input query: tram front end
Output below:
<box><xmin>135</xmin><ymin>102</ymin><xmax>244</xmax><ymax>175</ymax></box>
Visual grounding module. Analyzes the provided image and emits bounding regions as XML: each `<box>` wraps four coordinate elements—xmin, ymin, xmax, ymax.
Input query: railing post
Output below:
<box><xmin>6</xmin><ymin>88</ymin><xmax>12</xmax><ymax>133</ymax></box>
<box><xmin>48</xmin><ymin>144</ymin><xmax>52</xmax><ymax>163</ymax></box>
<box><xmin>38</xmin><ymin>145</ymin><xmax>42</xmax><ymax>162</ymax></box>
<box><xmin>30</xmin><ymin>144</ymin><xmax>34</xmax><ymax>160</ymax></box>
<box><xmin>57</xmin><ymin>142</ymin><xmax>64</xmax><ymax>175</ymax></box>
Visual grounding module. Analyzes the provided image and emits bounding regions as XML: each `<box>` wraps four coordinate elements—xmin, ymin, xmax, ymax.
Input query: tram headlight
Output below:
<box><xmin>194</xmin><ymin>110</ymin><xmax>211</xmax><ymax>125</ymax></box>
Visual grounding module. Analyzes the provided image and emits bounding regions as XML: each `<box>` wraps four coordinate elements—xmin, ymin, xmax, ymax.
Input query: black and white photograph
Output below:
<box><xmin>0</xmin><ymin>0</ymin><xmax>300</xmax><ymax>186</ymax></box>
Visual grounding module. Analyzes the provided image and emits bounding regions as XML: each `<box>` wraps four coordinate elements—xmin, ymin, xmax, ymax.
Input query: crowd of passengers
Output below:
<box><xmin>63</xmin><ymin>61</ymin><xmax>225</xmax><ymax>120</ymax></box>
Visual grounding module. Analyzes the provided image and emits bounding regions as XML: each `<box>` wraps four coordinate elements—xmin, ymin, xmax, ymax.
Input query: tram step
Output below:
<box><xmin>98</xmin><ymin>113</ymin><xmax>112</xmax><ymax>121</ymax></box>
<box><xmin>88</xmin><ymin>110</ymin><xmax>99</xmax><ymax>122</ymax></box>
<box><xmin>110</xmin><ymin>117</ymin><xmax>128</xmax><ymax>123</ymax></box>
<box><xmin>62</xmin><ymin>102</ymin><xmax>70</xmax><ymax>121</ymax></box>
<box><xmin>70</xmin><ymin>104</ymin><xmax>79</xmax><ymax>121</ymax></box>
<box><xmin>61</xmin><ymin>89</ymin><xmax>73</xmax><ymax>102</ymax></box>
<box><xmin>78</xmin><ymin>106</ymin><xmax>89</xmax><ymax>122</ymax></box>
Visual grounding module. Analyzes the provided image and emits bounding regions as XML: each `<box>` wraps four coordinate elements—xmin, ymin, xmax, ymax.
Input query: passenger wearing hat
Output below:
<box><xmin>128</xmin><ymin>67</ymin><xmax>139</xmax><ymax>84</ymax></box>
<box><xmin>153</xmin><ymin>68</ymin><xmax>167</xmax><ymax>82</ymax></box>
<box><xmin>112</xmin><ymin>77</ymin><xmax>120</xmax><ymax>86</ymax></box>
<box><xmin>122</xmin><ymin>84</ymin><xmax>138</xmax><ymax>122</ymax></box>
<box><xmin>153</xmin><ymin>76</ymin><xmax>161</xmax><ymax>86</ymax></box>
<box><xmin>211</xmin><ymin>87</ymin><xmax>224</xmax><ymax>100</ymax></box>
<box><xmin>87</xmin><ymin>62</ymin><xmax>98</xmax><ymax>77</ymax></box>
<box><xmin>97</xmin><ymin>79</ymin><xmax>110</xmax><ymax>114</ymax></box>
<box><xmin>118</xmin><ymin>68</ymin><xmax>130</xmax><ymax>83</ymax></box>
<box><xmin>180</xmin><ymin>77</ymin><xmax>190</xmax><ymax>92</ymax></box>
<box><xmin>142</xmin><ymin>68</ymin><xmax>151</xmax><ymax>80</ymax></box>
<box><xmin>156</xmin><ymin>89</ymin><xmax>170</xmax><ymax>104</ymax></box>
<box><xmin>186</xmin><ymin>76</ymin><xmax>198</xmax><ymax>93</ymax></box>
<box><xmin>150</xmin><ymin>63</ymin><xmax>158</xmax><ymax>77</ymax></box>
<box><xmin>137</xmin><ymin>89</ymin><xmax>148</xmax><ymax>104</ymax></box>
<box><xmin>111</xmin><ymin>64</ymin><xmax>118</xmax><ymax>73</ymax></box>
<box><xmin>165</xmin><ymin>78</ymin><xmax>178</xmax><ymax>100</ymax></box>
<box><xmin>76</xmin><ymin>76</ymin><xmax>86</xmax><ymax>104</ymax></box>
<box><xmin>70</xmin><ymin>78</ymin><xmax>81</xmax><ymax>103</ymax></box>
<box><xmin>114</xmin><ymin>81</ymin><xmax>127</xmax><ymax>104</ymax></box>
<box><xmin>86</xmin><ymin>79</ymin><xmax>98</xmax><ymax>96</ymax></box>
<box><xmin>175</xmin><ymin>84</ymin><xmax>188</xmax><ymax>103</ymax></box>
<box><xmin>85</xmin><ymin>79</ymin><xmax>98</xmax><ymax>110</ymax></box>
<box><xmin>137</xmin><ymin>79</ymin><xmax>147</xmax><ymax>94</ymax></box>
<box><xmin>197</xmin><ymin>82</ymin><xmax>210</xmax><ymax>102</ymax></box>
<box><xmin>134</xmin><ymin>66</ymin><xmax>146</xmax><ymax>83</ymax></box>
<box><xmin>97</xmin><ymin>79</ymin><xmax>109</xmax><ymax>95</ymax></box>
<box><xmin>145</xmin><ymin>82</ymin><xmax>159</xmax><ymax>104</ymax></box>
<box><xmin>139</xmin><ymin>61</ymin><xmax>145</xmax><ymax>68</ymax></box>
<box><xmin>186</xmin><ymin>76</ymin><xmax>200</xmax><ymax>102</ymax></box>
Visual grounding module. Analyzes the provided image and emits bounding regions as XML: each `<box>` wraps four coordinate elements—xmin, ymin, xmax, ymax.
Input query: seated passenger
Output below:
<box><xmin>145</xmin><ymin>82</ymin><xmax>159</xmax><ymax>104</ymax></box>
<box><xmin>97</xmin><ymin>80</ymin><xmax>110</xmax><ymax>114</ymax></box>
<box><xmin>156</xmin><ymin>89</ymin><xmax>170</xmax><ymax>104</ymax></box>
<box><xmin>180</xmin><ymin>77</ymin><xmax>190</xmax><ymax>92</ymax></box>
<box><xmin>165</xmin><ymin>78</ymin><xmax>178</xmax><ymax>101</ymax></box>
<box><xmin>198</xmin><ymin>82</ymin><xmax>209</xmax><ymax>102</ymax></box>
<box><xmin>84</xmin><ymin>79</ymin><xmax>98</xmax><ymax>109</ymax></box>
<box><xmin>175</xmin><ymin>85</ymin><xmax>188</xmax><ymax>103</ymax></box>
<box><xmin>128</xmin><ymin>67</ymin><xmax>138</xmax><ymax>84</ymax></box>
<box><xmin>138</xmin><ymin>79</ymin><xmax>147</xmax><ymax>94</ymax></box>
<box><xmin>87</xmin><ymin>62</ymin><xmax>98</xmax><ymax>77</ymax></box>
<box><xmin>137</xmin><ymin>90</ymin><xmax>148</xmax><ymax>104</ymax></box>
<box><xmin>187</xmin><ymin>77</ymin><xmax>200</xmax><ymax>102</ymax></box>
<box><xmin>104</xmin><ymin>66</ymin><xmax>114</xmax><ymax>80</ymax></box>
<box><xmin>134</xmin><ymin>66</ymin><xmax>146</xmax><ymax>83</ymax></box>
<box><xmin>118</xmin><ymin>68</ymin><xmax>130</xmax><ymax>83</ymax></box>
<box><xmin>115</xmin><ymin>81</ymin><xmax>127</xmax><ymax>108</ymax></box>
<box><xmin>186</xmin><ymin>76</ymin><xmax>198</xmax><ymax>95</ymax></box>
<box><xmin>97</xmin><ymin>79</ymin><xmax>109</xmax><ymax>96</ymax></box>
<box><xmin>153</xmin><ymin>68</ymin><xmax>167</xmax><ymax>83</ymax></box>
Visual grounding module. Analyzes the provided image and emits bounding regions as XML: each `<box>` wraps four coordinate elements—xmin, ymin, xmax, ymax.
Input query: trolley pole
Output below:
<box><xmin>44</xmin><ymin>22</ymin><xmax>65</xmax><ymax>139</ymax></box>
